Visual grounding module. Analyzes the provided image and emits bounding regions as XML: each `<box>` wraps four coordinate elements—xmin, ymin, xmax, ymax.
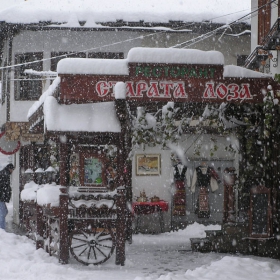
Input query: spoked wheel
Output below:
<box><xmin>69</xmin><ymin>227</ymin><xmax>115</xmax><ymax>265</ymax></box>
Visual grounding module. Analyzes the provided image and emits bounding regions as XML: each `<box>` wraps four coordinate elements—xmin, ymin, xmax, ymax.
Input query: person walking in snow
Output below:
<box><xmin>0</xmin><ymin>164</ymin><xmax>14</xmax><ymax>230</ymax></box>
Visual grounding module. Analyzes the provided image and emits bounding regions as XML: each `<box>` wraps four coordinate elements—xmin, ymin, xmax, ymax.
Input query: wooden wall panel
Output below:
<box><xmin>258</xmin><ymin>0</ymin><xmax>271</xmax><ymax>45</ymax></box>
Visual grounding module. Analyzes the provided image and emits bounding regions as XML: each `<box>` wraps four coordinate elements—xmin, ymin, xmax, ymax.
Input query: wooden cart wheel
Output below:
<box><xmin>69</xmin><ymin>227</ymin><xmax>115</xmax><ymax>265</ymax></box>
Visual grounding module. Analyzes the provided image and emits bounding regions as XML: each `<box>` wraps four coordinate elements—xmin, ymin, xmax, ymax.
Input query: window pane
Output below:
<box><xmin>14</xmin><ymin>52</ymin><xmax>43</xmax><ymax>100</ymax></box>
<box><xmin>88</xmin><ymin>52</ymin><xmax>124</xmax><ymax>59</ymax></box>
<box><xmin>51</xmin><ymin>52</ymin><xmax>86</xmax><ymax>72</ymax></box>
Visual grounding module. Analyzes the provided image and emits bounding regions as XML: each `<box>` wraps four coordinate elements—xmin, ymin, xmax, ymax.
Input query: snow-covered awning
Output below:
<box><xmin>43</xmin><ymin>97</ymin><xmax>121</xmax><ymax>133</ymax></box>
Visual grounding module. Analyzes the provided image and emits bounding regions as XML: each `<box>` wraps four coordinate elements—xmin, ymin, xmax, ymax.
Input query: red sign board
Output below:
<box><xmin>59</xmin><ymin>63</ymin><xmax>274</xmax><ymax>105</ymax></box>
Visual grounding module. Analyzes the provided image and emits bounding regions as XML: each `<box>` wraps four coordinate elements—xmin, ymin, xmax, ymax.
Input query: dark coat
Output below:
<box><xmin>0</xmin><ymin>166</ymin><xmax>12</xmax><ymax>203</ymax></box>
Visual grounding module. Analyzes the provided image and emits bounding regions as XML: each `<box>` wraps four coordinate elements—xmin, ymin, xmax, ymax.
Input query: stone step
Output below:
<box><xmin>205</xmin><ymin>230</ymin><xmax>223</xmax><ymax>238</ymax></box>
<box><xmin>190</xmin><ymin>238</ymin><xmax>213</xmax><ymax>252</ymax></box>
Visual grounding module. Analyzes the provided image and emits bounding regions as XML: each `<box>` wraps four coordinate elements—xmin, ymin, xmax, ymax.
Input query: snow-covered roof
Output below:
<box><xmin>44</xmin><ymin>96</ymin><xmax>121</xmax><ymax>132</ymax></box>
<box><xmin>27</xmin><ymin>76</ymin><xmax>60</xmax><ymax>119</ymax></box>
<box><xmin>223</xmin><ymin>65</ymin><xmax>272</xmax><ymax>78</ymax></box>
<box><xmin>0</xmin><ymin>0</ymin><xmax>251</xmax><ymax>26</ymax></box>
<box><xmin>57</xmin><ymin>48</ymin><xmax>225</xmax><ymax>75</ymax></box>
<box><xmin>57</xmin><ymin>59</ymin><xmax>128</xmax><ymax>75</ymax></box>
<box><xmin>127</xmin><ymin>48</ymin><xmax>225</xmax><ymax>64</ymax></box>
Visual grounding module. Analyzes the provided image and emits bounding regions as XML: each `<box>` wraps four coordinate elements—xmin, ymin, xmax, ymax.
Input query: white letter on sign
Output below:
<box><xmin>96</xmin><ymin>81</ymin><xmax>110</xmax><ymax>97</ymax></box>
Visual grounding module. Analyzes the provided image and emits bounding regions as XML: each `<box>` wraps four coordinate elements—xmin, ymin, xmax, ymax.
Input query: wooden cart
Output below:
<box><xmin>21</xmin><ymin>187</ymin><xmax>126</xmax><ymax>266</ymax></box>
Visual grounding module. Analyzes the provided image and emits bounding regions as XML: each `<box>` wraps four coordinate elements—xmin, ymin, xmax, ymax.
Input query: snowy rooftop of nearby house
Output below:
<box><xmin>0</xmin><ymin>0</ymin><xmax>251</xmax><ymax>26</ymax></box>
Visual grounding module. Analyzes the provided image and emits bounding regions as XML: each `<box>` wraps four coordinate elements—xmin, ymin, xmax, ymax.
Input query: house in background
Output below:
<box><xmin>245</xmin><ymin>0</ymin><xmax>280</xmax><ymax>76</ymax></box>
<box><xmin>0</xmin><ymin>0</ymin><xmax>252</xmax><ymax>229</ymax></box>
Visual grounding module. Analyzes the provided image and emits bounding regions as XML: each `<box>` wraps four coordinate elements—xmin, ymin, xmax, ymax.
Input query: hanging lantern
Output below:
<box><xmin>35</xmin><ymin>168</ymin><xmax>45</xmax><ymax>185</ymax></box>
<box><xmin>45</xmin><ymin>166</ymin><xmax>57</xmax><ymax>184</ymax></box>
<box><xmin>24</xmin><ymin>168</ymin><xmax>34</xmax><ymax>183</ymax></box>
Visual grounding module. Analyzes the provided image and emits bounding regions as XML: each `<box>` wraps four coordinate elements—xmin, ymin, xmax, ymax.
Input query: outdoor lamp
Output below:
<box><xmin>24</xmin><ymin>168</ymin><xmax>34</xmax><ymax>183</ymax></box>
<box><xmin>45</xmin><ymin>166</ymin><xmax>57</xmax><ymax>184</ymax></box>
<box><xmin>35</xmin><ymin>168</ymin><xmax>45</xmax><ymax>185</ymax></box>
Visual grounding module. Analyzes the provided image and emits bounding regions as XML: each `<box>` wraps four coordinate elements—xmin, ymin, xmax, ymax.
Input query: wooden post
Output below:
<box><xmin>59</xmin><ymin>142</ymin><xmax>70</xmax><ymax>187</ymax></box>
<box><xmin>59</xmin><ymin>187</ymin><xmax>69</xmax><ymax>264</ymax></box>
<box><xmin>115</xmin><ymin>186</ymin><xmax>126</xmax><ymax>266</ymax></box>
<box><xmin>115</xmin><ymin>96</ymin><xmax>133</xmax><ymax>244</ymax></box>
<box><xmin>36</xmin><ymin>204</ymin><xmax>44</xmax><ymax>249</ymax></box>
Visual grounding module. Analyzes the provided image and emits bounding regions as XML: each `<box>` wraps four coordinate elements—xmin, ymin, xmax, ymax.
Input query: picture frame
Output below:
<box><xmin>136</xmin><ymin>154</ymin><xmax>161</xmax><ymax>176</ymax></box>
<box><xmin>79</xmin><ymin>150</ymin><xmax>106</xmax><ymax>188</ymax></box>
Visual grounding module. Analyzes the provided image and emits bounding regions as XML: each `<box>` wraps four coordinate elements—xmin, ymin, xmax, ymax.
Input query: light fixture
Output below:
<box><xmin>35</xmin><ymin>168</ymin><xmax>45</xmax><ymax>185</ymax></box>
<box><xmin>24</xmin><ymin>168</ymin><xmax>34</xmax><ymax>183</ymax></box>
<box><xmin>44</xmin><ymin>166</ymin><xmax>57</xmax><ymax>184</ymax></box>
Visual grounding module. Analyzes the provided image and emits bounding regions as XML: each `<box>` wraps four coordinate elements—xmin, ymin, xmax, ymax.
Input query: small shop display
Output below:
<box><xmin>191</xmin><ymin>162</ymin><xmax>220</xmax><ymax>218</ymax></box>
<box><xmin>172</xmin><ymin>160</ymin><xmax>188</xmax><ymax>216</ymax></box>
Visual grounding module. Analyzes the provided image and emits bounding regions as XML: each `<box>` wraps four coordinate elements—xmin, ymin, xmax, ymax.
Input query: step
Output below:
<box><xmin>190</xmin><ymin>238</ymin><xmax>212</xmax><ymax>252</ymax></box>
<box><xmin>205</xmin><ymin>230</ymin><xmax>223</xmax><ymax>238</ymax></box>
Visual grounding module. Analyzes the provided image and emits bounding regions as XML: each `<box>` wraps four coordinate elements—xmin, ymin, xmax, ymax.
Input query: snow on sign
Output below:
<box><xmin>58</xmin><ymin>48</ymin><xmax>276</xmax><ymax>105</ymax></box>
<box><xmin>0</xmin><ymin>132</ymin><xmax>20</xmax><ymax>155</ymax></box>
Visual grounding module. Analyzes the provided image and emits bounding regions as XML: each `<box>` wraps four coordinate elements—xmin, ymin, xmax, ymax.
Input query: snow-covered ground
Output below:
<box><xmin>1</xmin><ymin>202</ymin><xmax>279</xmax><ymax>280</ymax></box>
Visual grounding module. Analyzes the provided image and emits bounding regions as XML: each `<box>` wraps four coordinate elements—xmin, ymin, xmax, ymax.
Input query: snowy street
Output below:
<box><xmin>1</xmin><ymin>202</ymin><xmax>279</xmax><ymax>280</ymax></box>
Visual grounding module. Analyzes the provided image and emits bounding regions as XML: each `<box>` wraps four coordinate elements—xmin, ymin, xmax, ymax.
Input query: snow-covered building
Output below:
<box><xmin>0</xmin><ymin>0</ymin><xmax>252</xmax><ymax>228</ymax></box>
<box><xmin>0</xmin><ymin>0</ymin><xmax>279</xmax><ymax>263</ymax></box>
<box><xmin>25</xmin><ymin>46</ymin><xmax>280</xmax><ymax>263</ymax></box>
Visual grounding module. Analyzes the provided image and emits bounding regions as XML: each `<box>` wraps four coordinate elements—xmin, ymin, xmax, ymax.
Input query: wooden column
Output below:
<box><xmin>59</xmin><ymin>141</ymin><xmax>70</xmax><ymax>187</ymax></box>
<box><xmin>58</xmin><ymin>140</ymin><xmax>70</xmax><ymax>263</ymax></box>
<box><xmin>258</xmin><ymin>0</ymin><xmax>271</xmax><ymax>45</ymax></box>
<box><xmin>115</xmin><ymin>187</ymin><xmax>126</xmax><ymax>266</ymax></box>
<box><xmin>114</xmin><ymin>97</ymin><xmax>128</xmax><ymax>265</ymax></box>
<box><xmin>36</xmin><ymin>205</ymin><xmax>44</xmax><ymax>249</ymax></box>
<box><xmin>59</xmin><ymin>187</ymin><xmax>69</xmax><ymax>264</ymax></box>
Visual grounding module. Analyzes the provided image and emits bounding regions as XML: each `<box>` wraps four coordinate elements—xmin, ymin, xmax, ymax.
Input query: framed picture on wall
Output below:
<box><xmin>136</xmin><ymin>154</ymin><xmax>161</xmax><ymax>176</ymax></box>
<box><xmin>80</xmin><ymin>151</ymin><xmax>106</xmax><ymax>187</ymax></box>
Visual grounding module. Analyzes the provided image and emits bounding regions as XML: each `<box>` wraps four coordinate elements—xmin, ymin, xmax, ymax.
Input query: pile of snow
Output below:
<box><xmin>57</xmin><ymin>59</ymin><xmax>128</xmax><ymax>75</ymax></box>
<box><xmin>127</xmin><ymin>48</ymin><xmax>225</xmax><ymax>64</ymax></box>
<box><xmin>36</xmin><ymin>183</ymin><xmax>61</xmax><ymax>207</ymax></box>
<box><xmin>0</xmin><ymin>0</ymin><xmax>251</xmax><ymax>25</ymax></box>
<box><xmin>21</xmin><ymin>182</ymin><xmax>61</xmax><ymax>207</ymax></box>
<box><xmin>20</xmin><ymin>181</ymin><xmax>41</xmax><ymax>202</ymax></box>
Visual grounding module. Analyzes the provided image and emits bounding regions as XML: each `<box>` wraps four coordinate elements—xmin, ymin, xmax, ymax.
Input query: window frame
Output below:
<box><xmin>14</xmin><ymin>52</ymin><xmax>43</xmax><ymax>101</ymax></box>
